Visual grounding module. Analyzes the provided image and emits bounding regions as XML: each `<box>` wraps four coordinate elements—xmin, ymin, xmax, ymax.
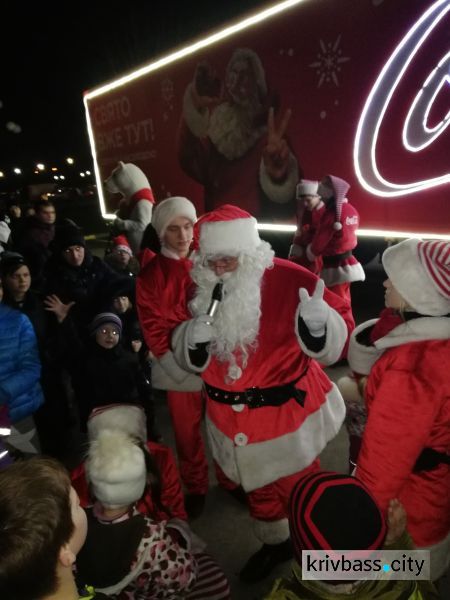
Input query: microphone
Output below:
<box><xmin>205</xmin><ymin>282</ymin><xmax>223</xmax><ymax>324</ymax></box>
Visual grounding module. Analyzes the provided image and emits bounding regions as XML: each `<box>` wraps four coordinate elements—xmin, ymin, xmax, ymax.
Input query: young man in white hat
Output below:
<box><xmin>136</xmin><ymin>197</ymin><xmax>209</xmax><ymax>519</ymax></box>
<box><xmin>168</xmin><ymin>204</ymin><xmax>353</xmax><ymax>582</ymax></box>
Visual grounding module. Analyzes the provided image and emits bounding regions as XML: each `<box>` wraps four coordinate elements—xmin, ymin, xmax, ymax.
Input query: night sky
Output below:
<box><xmin>1</xmin><ymin>0</ymin><xmax>265</xmax><ymax>179</ymax></box>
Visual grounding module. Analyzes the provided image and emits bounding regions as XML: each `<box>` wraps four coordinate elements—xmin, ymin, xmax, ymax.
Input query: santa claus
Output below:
<box><xmin>170</xmin><ymin>204</ymin><xmax>353</xmax><ymax>582</ymax></box>
<box><xmin>178</xmin><ymin>48</ymin><xmax>300</xmax><ymax>219</ymax></box>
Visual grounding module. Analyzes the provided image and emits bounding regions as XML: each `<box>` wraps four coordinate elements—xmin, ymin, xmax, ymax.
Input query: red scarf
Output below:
<box><xmin>120</xmin><ymin>188</ymin><xmax>155</xmax><ymax>219</ymax></box>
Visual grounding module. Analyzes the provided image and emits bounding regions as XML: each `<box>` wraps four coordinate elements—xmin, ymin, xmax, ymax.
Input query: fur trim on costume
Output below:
<box><xmin>321</xmin><ymin>261</ymin><xmax>365</xmax><ymax>286</ymax></box>
<box><xmin>87</xmin><ymin>429</ymin><xmax>147</xmax><ymax>508</ymax></box>
<box><xmin>259</xmin><ymin>154</ymin><xmax>298</xmax><ymax>205</ymax></box>
<box><xmin>347</xmin><ymin>319</ymin><xmax>382</xmax><ymax>375</ymax></box>
<box><xmin>172</xmin><ymin>320</ymin><xmax>211</xmax><ymax>374</ymax></box>
<box><xmin>154</xmin><ymin>351</ymin><xmax>203</xmax><ymax>391</ymax></box>
<box><xmin>88</xmin><ymin>404</ymin><xmax>147</xmax><ymax>443</ymax></box>
<box><xmin>205</xmin><ymin>384</ymin><xmax>345</xmax><ymax>492</ymax></box>
<box><xmin>295</xmin><ymin>304</ymin><xmax>348</xmax><ymax>366</ymax></box>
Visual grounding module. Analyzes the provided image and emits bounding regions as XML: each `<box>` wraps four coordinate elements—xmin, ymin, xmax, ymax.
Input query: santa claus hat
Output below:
<box><xmin>87</xmin><ymin>429</ymin><xmax>147</xmax><ymax>508</ymax></box>
<box><xmin>195</xmin><ymin>204</ymin><xmax>260</xmax><ymax>256</ymax></box>
<box><xmin>382</xmin><ymin>239</ymin><xmax>450</xmax><ymax>316</ymax></box>
<box><xmin>289</xmin><ymin>471</ymin><xmax>386</xmax><ymax>561</ymax></box>
<box><xmin>318</xmin><ymin>175</ymin><xmax>350</xmax><ymax>231</ymax></box>
<box><xmin>112</xmin><ymin>235</ymin><xmax>132</xmax><ymax>256</ymax></box>
<box><xmin>296</xmin><ymin>179</ymin><xmax>319</xmax><ymax>199</ymax></box>
<box><xmin>87</xmin><ymin>404</ymin><xmax>147</xmax><ymax>443</ymax></box>
<box><xmin>227</xmin><ymin>48</ymin><xmax>267</xmax><ymax>98</ymax></box>
<box><xmin>152</xmin><ymin>196</ymin><xmax>197</xmax><ymax>240</ymax></box>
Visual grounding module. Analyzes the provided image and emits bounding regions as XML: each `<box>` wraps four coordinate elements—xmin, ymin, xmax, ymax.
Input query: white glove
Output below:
<box><xmin>188</xmin><ymin>314</ymin><xmax>215</xmax><ymax>347</ymax></box>
<box><xmin>298</xmin><ymin>279</ymin><xmax>329</xmax><ymax>337</ymax></box>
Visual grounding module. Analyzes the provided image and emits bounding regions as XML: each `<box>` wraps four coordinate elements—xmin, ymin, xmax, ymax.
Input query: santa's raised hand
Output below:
<box><xmin>298</xmin><ymin>279</ymin><xmax>329</xmax><ymax>337</ymax></box>
<box><xmin>263</xmin><ymin>107</ymin><xmax>292</xmax><ymax>181</ymax></box>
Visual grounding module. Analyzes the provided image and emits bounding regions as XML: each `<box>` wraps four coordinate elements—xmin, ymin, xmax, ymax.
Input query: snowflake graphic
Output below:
<box><xmin>161</xmin><ymin>78</ymin><xmax>174</xmax><ymax>104</ymax></box>
<box><xmin>309</xmin><ymin>35</ymin><xmax>350</xmax><ymax>87</ymax></box>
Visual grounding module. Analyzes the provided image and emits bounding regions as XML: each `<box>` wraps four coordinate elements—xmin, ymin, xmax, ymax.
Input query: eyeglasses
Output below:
<box><xmin>204</xmin><ymin>255</ymin><xmax>239</xmax><ymax>268</ymax></box>
<box><xmin>98</xmin><ymin>328</ymin><xmax>120</xmax><ymax>336</ymax></box>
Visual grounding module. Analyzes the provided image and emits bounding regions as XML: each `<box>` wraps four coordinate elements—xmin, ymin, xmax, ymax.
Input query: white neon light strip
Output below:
<box><xmin>0</xmin><ymin>428</ymin><xmax>11</xmax><ymax>436</ymax></box>
<box><xmin>403</xmin><ymin>51</ymin><xmax>450</xmax><ymax>151</ymax></box>
<box><xmin>256</xmin><ymin>224</ymin><xmax>450</xmax><ymax>239</ymax></box>
<box><xmin>0</xmin><ymin>450</ymin><xmax>8</xmax><ymax>460</ymax></box>
<box><xmin>83</xmin><ymin>0</ymin><xmax>306</xmax><ymax>220</ymax></box>
<box><xmin>84</xmin><ymin>0</ymin><xmax>305</xmax><ymax>99</ymax></box>
<box><xmin>354</xmin><ymin>0</ymin><xmax>450</xmax><ymax>197</ymax></box>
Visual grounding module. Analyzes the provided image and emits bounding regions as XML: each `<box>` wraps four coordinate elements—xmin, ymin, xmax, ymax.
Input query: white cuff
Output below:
<box><xmin>259</xmin><ymin>153</ymin><xmax>298</xmax><ymax>204</ymax></box>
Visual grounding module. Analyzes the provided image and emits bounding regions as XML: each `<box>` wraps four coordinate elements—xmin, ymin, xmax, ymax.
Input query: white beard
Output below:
<box><xmin>189</xmin><ymin>242</ymin><xmax>274</xmax><ymax>383</ymax></box>
<box><xmin>208</xmin><ymin>101</ymin><xmax>267</xmax><ymax>161</ymax></box>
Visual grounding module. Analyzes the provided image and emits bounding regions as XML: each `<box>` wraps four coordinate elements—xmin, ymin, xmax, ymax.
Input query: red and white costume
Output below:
<box><xmin>291</xmin><ymin>175</ymin><xmax>364</xmax><ymax>307</ymax></box>
<box><xmin>352</xmin><ymin>316</ymin><xmax>450</xmax><ymax>578</ymax></box>
<box><xmin>137</xmin><ymin>250</ymin><xmax>209</xmax><ymax>496</ymax></box>
<box><xmin>173</xmin><ymin>254</ymin><xmax>353</xmax><ymax>543</ymax></box>
<box><xmin>350</xmin><ymin>238</ymin><xmax>450</xmax><ymax>580</ymax></box>
<box><xmin>178</xmin><ymin>81</ymin><xmax>299</xmax><ymax>219</ymax></box>
<box><xmin>105</xmin><ymin>161</ymin><xmax>155</xmax><ymax>254</ymax></box>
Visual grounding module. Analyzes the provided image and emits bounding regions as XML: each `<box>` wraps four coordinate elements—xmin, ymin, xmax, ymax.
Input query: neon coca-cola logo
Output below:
<box><xmin>354</xmin><ymin>0</ymin><xmax>450</xmax><ymax>197</ymax></box>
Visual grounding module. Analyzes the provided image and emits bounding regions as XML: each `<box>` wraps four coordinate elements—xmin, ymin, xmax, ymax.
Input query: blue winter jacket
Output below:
<box><xmin>0</xmin><ymin>303</ymin><xmax>44</xmax><ymax>422</ymax></box>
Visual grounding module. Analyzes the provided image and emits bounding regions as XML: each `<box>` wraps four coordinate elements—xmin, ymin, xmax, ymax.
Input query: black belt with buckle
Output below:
<box><xmin>205</xmin><ymin>371</ymin><xmax>307</xmax><ymax>409</ymax></box>
<box><xmin>323</xmin><ymin>251</ymin><xmax>352</xmax><ymax>266</ymax></box>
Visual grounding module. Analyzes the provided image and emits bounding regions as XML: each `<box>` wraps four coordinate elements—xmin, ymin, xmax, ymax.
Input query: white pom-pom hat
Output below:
<box><xmin>87</xmin><ymin>429</ymin><xmax>147</xmax><ymax>508</ymax></box>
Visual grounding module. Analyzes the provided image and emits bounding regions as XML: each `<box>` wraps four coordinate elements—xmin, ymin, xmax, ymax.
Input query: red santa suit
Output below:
<box><xmin>351</xmin><ymin>238</ymin><xmax>450</xmax><ymax>580</ymax></box>
<box><xmin>178</xmin><ymin>82</ymin><xmax>299</xmax><ymax>220</ymax></box>
<box><xmin>352</xmin><ymin>317</ymin><xmax>450</xmax><ymax>578</ymax></box>
<box><xmin>293</xmin><ymin>176</ymin><xmax>365</xmax><ymax>308</ymax></box>
<box><xmin>289</xmin><ymin>201</ymin><xmax>325</xmax><ymax>274</ymax></box>
<box><xmin>137</xmin><ymin>250</ymin><xmax>209</xmax><ymax>496</ymax></box>
<box><xmin>173</xmin><ymin>252</ymin><xmax>353</xmax><ymax>543</ymax></box>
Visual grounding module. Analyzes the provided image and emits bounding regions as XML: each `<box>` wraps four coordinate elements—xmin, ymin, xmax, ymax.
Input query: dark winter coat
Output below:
<box><xmin>44</xmin><ymin>249</ymin><xmax>124</xmax><ymax>328</ymax></box>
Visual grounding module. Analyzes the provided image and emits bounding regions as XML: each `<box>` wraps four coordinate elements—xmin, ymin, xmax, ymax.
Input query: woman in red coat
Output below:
<box><xmin>351</xmin><ymin>239</ymin><xmax>450</xmax><ymax>580</ymax></box>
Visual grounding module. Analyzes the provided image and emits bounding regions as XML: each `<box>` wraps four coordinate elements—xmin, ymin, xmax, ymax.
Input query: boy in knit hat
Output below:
<box><xmin>61</xmin><ymin>312</ymin><xmax>144</xmax><ymax>428</ymax></box>
<box><xmin>105</xmin><ymin>234</ymin><xmax>140</xmax><ymax>276</ymax></box>
<box><xmin>266</xmin><ymin>470</ymin><xmax>438</xmax><ymax>599</ymax></box>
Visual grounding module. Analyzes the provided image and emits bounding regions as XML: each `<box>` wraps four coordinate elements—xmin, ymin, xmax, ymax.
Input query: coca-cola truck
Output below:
<box><xmin>83</xmin><ymin>0</ymin><xmax>450</xmax><ymax>257</ymax></box>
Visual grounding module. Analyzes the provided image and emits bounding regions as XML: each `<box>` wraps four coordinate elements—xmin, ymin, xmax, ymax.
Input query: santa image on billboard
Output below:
<box><xmin>178</xmin><ymin>48</ymin><xmax>301</xmax><ymax>219</ymax></box>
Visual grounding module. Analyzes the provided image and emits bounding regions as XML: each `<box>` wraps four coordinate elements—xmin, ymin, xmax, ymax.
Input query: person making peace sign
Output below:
<box><xmin>178</xmin><ymin>48</ymin><xmax>301</xmax><ymax>219</ymax></box>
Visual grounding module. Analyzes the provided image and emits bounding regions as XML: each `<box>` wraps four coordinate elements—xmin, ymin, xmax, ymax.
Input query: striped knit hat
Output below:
<box><xmin>318</xmin><ymin>174</ymin><xmax>350</xmax><ymax>231</ymax></box>
<box><xmin>289</xmin><ymin>471</ymin><xmax>386</xmax><ymax>562</ymax></box>
<box><xmin>382</xmin><ymin>239</ymin><xmax>450</xmax><ymax>316</ymax></box>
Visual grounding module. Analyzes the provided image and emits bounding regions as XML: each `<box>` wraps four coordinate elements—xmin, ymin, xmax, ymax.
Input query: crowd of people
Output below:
<box><xmin>0</xmin><ymin>161</ymin><xmax>448</xmax><ymax>600</ymax></box>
